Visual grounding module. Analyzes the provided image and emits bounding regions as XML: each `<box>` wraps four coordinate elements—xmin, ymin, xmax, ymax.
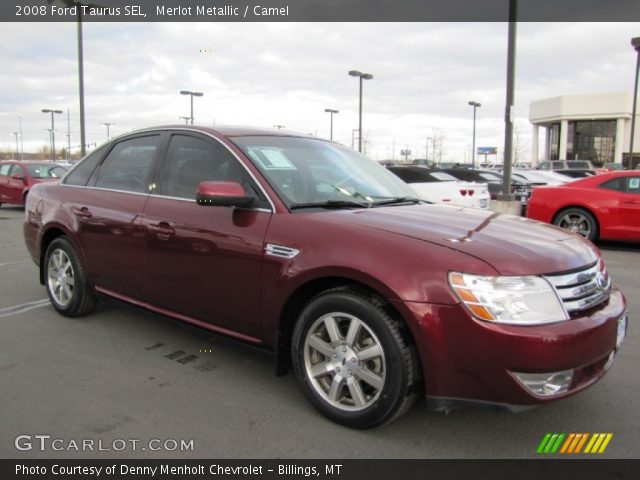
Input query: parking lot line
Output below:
<box><xmin>0</xmin><ymin>298</ymin><xmax>50</xmax><ymax>318</ymax></box>
<box><xmin>0</xmin><ymin>260</ymin><xmax>29</xmax><ymax>267</ymax></box>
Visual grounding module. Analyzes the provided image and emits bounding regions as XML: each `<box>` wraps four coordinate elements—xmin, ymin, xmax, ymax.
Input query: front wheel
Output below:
<box><xmin>553</xmin><ymin>208</ymin><xmax>598</xmax><ymax>241</ymax></box>
<box><xmin>44</xmin><ymin>237</ymin><xmax>96</xmax><ymax>317</ymax></box>
<box><xmin>292</xmin><ymin>289</ymin><xmax>418</xmax><ymax>428</ymax></box>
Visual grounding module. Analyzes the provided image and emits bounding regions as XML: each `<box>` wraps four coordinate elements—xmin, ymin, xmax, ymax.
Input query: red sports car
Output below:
<box><xmin>527</xmin><ymin>171</ymin><xmax>640</xmax><ymax>242</ymax></box>
<box><xmin>0</xmin><ymin>160</ymin><xmax>67</xmax><ymax>207</ymax></box>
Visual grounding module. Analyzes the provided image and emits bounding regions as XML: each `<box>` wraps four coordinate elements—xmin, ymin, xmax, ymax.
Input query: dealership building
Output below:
<box><xmin>529</xmin><ymin>92</ymin><xmax>640</xmax><ymax>167</ymax></box>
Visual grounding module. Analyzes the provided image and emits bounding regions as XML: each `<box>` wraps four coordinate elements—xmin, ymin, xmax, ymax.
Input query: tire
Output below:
<box><xmin>44</xmin><ymin>237</ymin><xmax>96</xmax><ymax>317</ymax></box>
<box><xmin>553</xmin><ymin>207</ymin><xmax>598</xmax><ymax>241</ymax></box>
<box><xmin>292</xmin><ymin>288</ymin><xmax>418</xmax><ymax>429</ymax></box>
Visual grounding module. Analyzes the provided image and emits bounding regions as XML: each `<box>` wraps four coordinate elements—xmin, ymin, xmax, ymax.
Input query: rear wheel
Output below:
<box><xmin>44</xmin><ymin>237</ymin><xmax>96</xmax><ymax>317</ymax></box>
<box><xmin>553</xmin><ymin>208</ymin><xmax>598</xmax><ymax>241</ymax></box>
<box><xmin>292</xmin><ymin>288</ymin><xmax>418</xmax><ymax>428</ymax></box>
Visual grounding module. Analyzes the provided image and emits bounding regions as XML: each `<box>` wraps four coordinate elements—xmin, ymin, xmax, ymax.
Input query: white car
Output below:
<box><xmin>387</xmin><ymin>166</ymin><xmax>490</xmax><ymax>209</ymax></box>
<box><xmin>512</xmin><ymin>169</ymin><xmax>570</xmax><ymax>186</ymax></box>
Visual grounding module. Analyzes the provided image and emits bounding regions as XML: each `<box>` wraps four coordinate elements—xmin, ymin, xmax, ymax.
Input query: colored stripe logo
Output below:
<box><xmin>537</xmin><ymin>433</ymin><xmax>613</xmax><ymax>454</ymax></box>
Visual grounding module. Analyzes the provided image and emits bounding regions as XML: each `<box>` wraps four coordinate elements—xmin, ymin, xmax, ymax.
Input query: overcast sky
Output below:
<box><xmin>1</xmin><ymin>21</ymin><xmax>638</xmax><ymax>161</ymax></box>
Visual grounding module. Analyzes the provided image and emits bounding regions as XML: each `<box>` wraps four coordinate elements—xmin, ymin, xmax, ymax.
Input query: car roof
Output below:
<box><xmin>133</xmin><ymin>124</ymin><xmax>318</xmax><ymax>139</ymax></box>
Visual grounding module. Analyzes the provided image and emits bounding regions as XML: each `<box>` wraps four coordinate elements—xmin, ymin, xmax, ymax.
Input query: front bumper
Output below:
<box><xmin>393</xmin><ymin>287</ymin><xmax>627</xmax><ymax>406</ymax></box>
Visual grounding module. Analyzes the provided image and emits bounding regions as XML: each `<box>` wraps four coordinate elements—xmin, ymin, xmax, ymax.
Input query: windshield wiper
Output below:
<box><xmin>290</xmin><ymin>200</ymin><xmax>371</xmax><ymax>210</ymax></box>
<box><xmin>372</xmin><ymin>196</ymin><xmax>422</xmax><ymax>206</ymax></box>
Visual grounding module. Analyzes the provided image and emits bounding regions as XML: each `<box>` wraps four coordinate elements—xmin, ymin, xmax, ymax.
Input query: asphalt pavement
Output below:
<box><xmin>1</xmin><ymin>205</ymin><xmax>638</xmax><ymax>459</ymax></box>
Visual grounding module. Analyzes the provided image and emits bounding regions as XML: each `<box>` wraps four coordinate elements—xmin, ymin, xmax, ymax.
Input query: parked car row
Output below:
<box><xmin>0</xmin><ymin>161</ymin><xmax>67</xmax><ymax>207</ymax></box>
<box><xmin>22</xmin><ymin>125</ymin><xmax>628</xmax><ymax>428</ymax></box>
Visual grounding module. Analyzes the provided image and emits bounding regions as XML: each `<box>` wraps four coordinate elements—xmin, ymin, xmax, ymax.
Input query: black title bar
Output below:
<box><xmin>3</xmin><ymin>0</ymin><xmax>640</xmax><ymax>22</ymax></box>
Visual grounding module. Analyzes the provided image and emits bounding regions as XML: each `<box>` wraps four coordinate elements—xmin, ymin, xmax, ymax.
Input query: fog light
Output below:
<box><xmin>513</xmin><ymin>369</ymin><xmax>574</xmax><ymax>396</ymax></box>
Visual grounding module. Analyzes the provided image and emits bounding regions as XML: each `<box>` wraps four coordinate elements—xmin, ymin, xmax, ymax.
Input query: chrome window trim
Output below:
<box><xmin>59</xmin><ymin>184</ymin><xmax>272</xmax><ymax>213</ymax></box>
<box><xmin>126</xmin><ymin>126</ymin><xmax>276</xmax><ymax>212</ymax></box>
<box><xmin>59</xmin><ymin>184</ymin><xmax>150</xmax><ymax>198</ymax></box>
<box><xmin>59</xmin><ymin>127</ymin><xmax>277</xmax><ymax>213</ymax></box>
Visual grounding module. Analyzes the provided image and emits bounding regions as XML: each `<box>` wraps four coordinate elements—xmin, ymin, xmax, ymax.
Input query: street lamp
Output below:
<box><xmin>180</xmin><ymin>90</ymin><xmax>203</xmax><ymax>125</ymax></box>
<box><xmin>103</xmin><ymin>122</ymin><xmax>114</xmax><ymax>141</ymax></box>
<box><xmin>13</xmin><ymin>114</ymin><xmax>23</xmax><ymax>160</ymax></box>
<box><xmin>11</xmin><ymin>132</ymin><xmax>20</xmax><ymax>159</ymax></box>
<box><xmin>42</xmin><ymin>109</ymin><xmax>63</xmax><ymax>161</ymax></box>
<box><xmin>179</xmin><ymin>116</ymin><xmax>190</xmax><ymax>125</ymax></box>
<box><xmin>628</xmin><ymin>36</ymin><xmax>640</xmax><ymax>170</ymax></box>
<box><xmin>324</xmin><ymin>108</ymin><xmax>339</xmax><ymax>141</ymax></box>
<box><xmin>348</xmin><ymin>70</ymin><xmax>373</xmax><ymax>153</ymax></box>
<box><xmin>468</xmin><ymin>101</ymin><xmax>481</xmax><ymax>168</ymax></box>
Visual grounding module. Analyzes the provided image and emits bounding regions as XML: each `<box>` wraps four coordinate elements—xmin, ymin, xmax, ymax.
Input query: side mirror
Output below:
<box><xmin>196</xmin><ymin>181</ymin><xmax>255</xmax><ymax>208</ymax></box>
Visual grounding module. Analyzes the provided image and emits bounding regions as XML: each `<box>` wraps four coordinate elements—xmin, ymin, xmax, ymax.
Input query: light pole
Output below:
<box><xmin>628</xmin><ymin>36</ymin><xmax>640</xmax><ymax>170</ymax></box>
<box><xmin>179</xmin><ymin>116</ymin><xmax>190</xmax><ymax>125</ymax></box>
<box><xmin>103</xmin><ymin>122</ymin><xmax>114</xmax><ymax>141</ymax></box>
<box><xmin>12</xmin><ymin>133</ymin><xmax>20</xmax><ymax>159</ymax></box>
<box><xmin>180</xmin><ymin>90</ymin><xmax>203</xmax><ymax>125</ymax></box>
<box><xmin>348</xmin><ymin>70</ymin><xmax>373</xmax><ymax>153</ymax></box>
<box><xmin>13</xmin><ymin>114</ymin><xmax>23</xmax><ymax>160</ymax></box>
<box><xmin>324</xmin><ymin>108</ymin><xmax>339</xmax><ymax>141</ymax></box>
<box><xmin>468</xmin><ymin>101</ymin><xmax>481</xmax><ymax>169</ymax></box>
<box><xmin>500</xmin><ymin>0</ymin><xmax>518</xmax><ymax>199</ymax></box>
<box><xmin>42</xmin><ymin>109</ymin><xmax>63</xmax><ymax>161</ymax></box>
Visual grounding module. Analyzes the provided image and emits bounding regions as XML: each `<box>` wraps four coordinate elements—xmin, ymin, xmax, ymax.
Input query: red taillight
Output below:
<box><xmin>460</xmin><ymin>189</ymin><xmax>468</xmax><ymax>196</ymax></box>
<box><xmin>468</xmin><ymin>189</ymin><xmax>474</xmax><ymax>196</ymax></box>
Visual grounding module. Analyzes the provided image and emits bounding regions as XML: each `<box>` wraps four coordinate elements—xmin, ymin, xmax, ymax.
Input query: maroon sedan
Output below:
<box><xmin>23</xmin><ymin>126</ymin><xmax>627</xmax><ymax>428</ymax></box>
<box><xmin>0</xmin><ymin>160</ymin><xmax>67</xmax><ymax>207</ymax></box>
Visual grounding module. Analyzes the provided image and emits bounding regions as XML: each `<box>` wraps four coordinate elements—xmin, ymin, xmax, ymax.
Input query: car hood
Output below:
<box><xmin>327</xmin><ymin>204</ymin><xmax>598</xmax><ymax>276</ymax></box>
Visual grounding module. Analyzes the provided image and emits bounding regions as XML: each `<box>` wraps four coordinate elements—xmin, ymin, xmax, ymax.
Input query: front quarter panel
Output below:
<box><xmin>260</xmin><ymin>209</ymin><xmax>499</xmax><ymax>347</ymax></box>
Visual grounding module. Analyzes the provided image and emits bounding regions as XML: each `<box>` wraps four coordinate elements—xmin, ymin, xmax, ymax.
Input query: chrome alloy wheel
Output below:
<box><xmin>557</xmin><ymin>212</ymin><xmax>592</xmax><ymax>238</ymax></box>
<box><xmin>47</xmin><ymin>248</ymin><xmax>75</xmax><ymax>307</ymax></box>
<box><xmin>303</xmin><ymin>312</ymin><xmax>386</xmax><ymax>412</ymax></box>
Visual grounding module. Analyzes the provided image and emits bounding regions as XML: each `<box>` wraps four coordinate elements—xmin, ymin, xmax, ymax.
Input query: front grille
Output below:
<box><xmin>544</xmin><ymin>262</ymin><xmax>611</xmax><ymax>314</ymax></box>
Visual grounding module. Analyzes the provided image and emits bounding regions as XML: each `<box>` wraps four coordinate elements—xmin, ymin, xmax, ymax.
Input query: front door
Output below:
<box><xmin>141</xmin><ymin>132</ymin><xmax>272</xmax><ymax>338</ymax></box>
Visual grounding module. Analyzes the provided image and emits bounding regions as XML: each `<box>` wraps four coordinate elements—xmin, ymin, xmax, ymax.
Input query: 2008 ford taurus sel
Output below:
<box><xmin>24</xmin><ymin>126</ymin><xmax>627</xmax><ymax>428</ymax></box>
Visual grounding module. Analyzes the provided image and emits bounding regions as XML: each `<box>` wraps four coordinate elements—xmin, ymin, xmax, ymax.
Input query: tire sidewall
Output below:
<box><xmin>554</xmin><ymin>208</ymin><xmax>598</xmax><ymax>241</ymax></box>
<box><xmin>292</xmin><ymin>291</ymin><xmax>410</xmax><ymax>428</ymax></box>
<box><xmin>44</xmin><ymin>237</ymin><xmax>88</xmax><ymax>315</ymax></box>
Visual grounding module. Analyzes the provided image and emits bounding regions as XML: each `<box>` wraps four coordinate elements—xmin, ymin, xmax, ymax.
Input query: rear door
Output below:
<box><xmin>74</xmin><ymin>133</ymin><xmax>163</xmax><ymax>297</ymax></box>
<box><xmin>140</xmin><ymin>131</ymin><xmax>272</xmax><ymax>338</ymax></box>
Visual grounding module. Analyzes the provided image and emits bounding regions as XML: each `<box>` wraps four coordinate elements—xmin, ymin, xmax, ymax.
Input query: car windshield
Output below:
<box><xmin>26</xmin><ymin>164</ymin><xmax>67</xmax><ymax>179</ymax></box>
<box><xmin>231</xmin><ymin>136</ymin><xmax>416</xmax><ymax>208</ymax></box>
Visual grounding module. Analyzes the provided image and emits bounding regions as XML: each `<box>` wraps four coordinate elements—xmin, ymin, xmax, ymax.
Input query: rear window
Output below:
<box><xmin>64</xmin><ymin>145</ymin><xmax>109</xmax><ymax>186</ymax></box>
<box><xmin>26</xmin><ymin>164</ymin><xmax>66</xmax><ymax>179</ymax></box>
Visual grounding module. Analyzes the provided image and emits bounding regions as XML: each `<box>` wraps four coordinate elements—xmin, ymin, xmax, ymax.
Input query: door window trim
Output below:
<box><xmin>149</xmin><ymin>129</ymin><xmax>275</xmax><ymax>212</ymax></box>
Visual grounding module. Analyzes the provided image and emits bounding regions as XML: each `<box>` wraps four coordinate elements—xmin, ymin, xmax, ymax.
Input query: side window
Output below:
<box><xmin>64</xmin><ymin>144</ymin><xmax>108</xmax><ymax>186</ymax></box>
<box><xmin>93</xmin><ymin>136</ymin><xmax>160</xmax><ymax>193</ymax></box>
<box><xmin>158</xmin><ymin>135</ymin><xmax>249</xmax><ymax>200</ymax></box>
<box><xmin>600</xmin><ymin>178</ymin><xmax>624</xmax><ymax>192</ymax></box>
<box><xmin>10</xmin><ymin>165</ymin><xmax>24</xmax><ymax>177</ymax></box>
<box><xmin>626</xmin><ymin>177</ymin><xmax>640</xmax><ymax>194</ymax></box>
<box><xmin>0</xmin><ymin>164</ymin><xmax>11</xmax><ymax>176</ymax></box>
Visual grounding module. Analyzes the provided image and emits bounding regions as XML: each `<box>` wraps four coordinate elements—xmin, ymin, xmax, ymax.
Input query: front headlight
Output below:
<box><xmin>449</xmin><ymin>272</ymin><xmax>568</xmax><ymax>325</ymax></box>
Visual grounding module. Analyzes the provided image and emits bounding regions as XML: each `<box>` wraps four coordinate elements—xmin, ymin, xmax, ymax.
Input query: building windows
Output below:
<box><xmin>549</xmin><ymin>123</ymin><xmax>560</xmax><ymax>160</ymax></box>
<box><xmin>567</xmin><ymin>120</ymin><xmax>616</xmax><ymax>165</ymax></box>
